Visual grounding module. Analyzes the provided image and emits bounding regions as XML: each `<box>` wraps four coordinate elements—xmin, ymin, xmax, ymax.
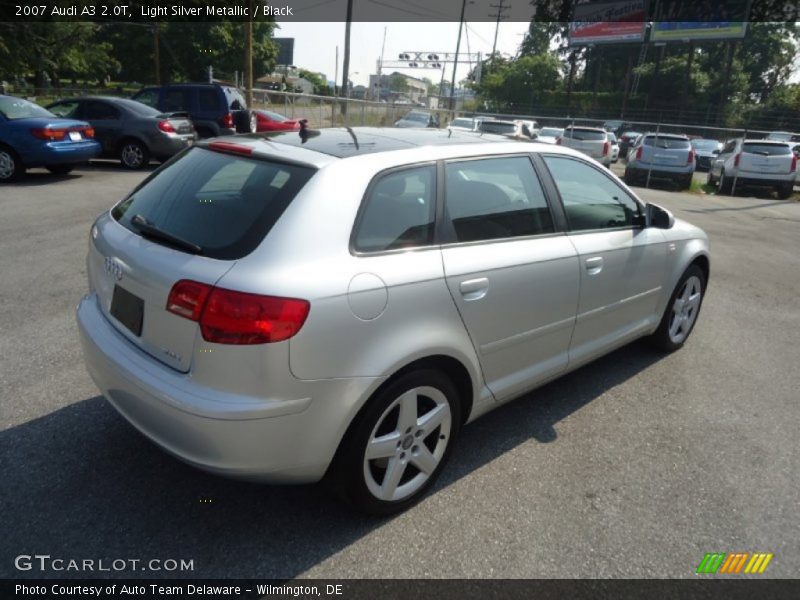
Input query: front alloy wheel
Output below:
<box><xmin>0</xmin><ymin>148</ymin><xmax>23</xmax><ymax>182</ymax></box>
<box><xmin>668</xmin><ymin>275</ymin><xmax>703</xmax><ymax>345</ymax></box>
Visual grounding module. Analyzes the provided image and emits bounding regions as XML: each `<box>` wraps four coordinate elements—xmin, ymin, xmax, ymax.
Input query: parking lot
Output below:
<box><xmin>1</xmin><ymin>162</ymin><xmax>799</xmax><ymax>579</ymax></box>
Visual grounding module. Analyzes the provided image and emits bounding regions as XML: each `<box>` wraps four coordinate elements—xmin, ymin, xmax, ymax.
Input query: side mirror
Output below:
<box><xmin>529</xmin><ymin>132</ymin><xmax>538</xmax><ymax>140</ymax></box>
<box><xmin>647</xmin><ymin>203</ymin><xmax>675</xmax><ymax>229</ymax></box>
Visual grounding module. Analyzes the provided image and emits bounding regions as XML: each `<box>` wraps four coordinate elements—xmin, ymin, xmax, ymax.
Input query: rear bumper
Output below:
<box><xmin>21</xmin><ymin>140</ymin><xmax>101</xmax><ymax>167</ymax></box>
<box><xmin>626</xmin><ymin>165</ymin><xmax>693</xmax><ymax>179</ymax></box>
<box><xmin>148</xmin><ymin>133</ymin><xmax>196</xmax><ymax>160</ymax></box>
<box><xmin>76</xmin><ymin>293</ymin><xmax>380</xmax><ymax>483</ymax></box>
<box><xmin>732</xmin><ymin>173</ymin><xmax>795</xmax><ymax>187</ymax></box>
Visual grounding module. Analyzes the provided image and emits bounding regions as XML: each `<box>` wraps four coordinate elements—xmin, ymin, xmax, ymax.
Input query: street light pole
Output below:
<box><xmin>449</xmin><ymin>0</ymin><xmax>467</xmax><ymax>111</ymax></box>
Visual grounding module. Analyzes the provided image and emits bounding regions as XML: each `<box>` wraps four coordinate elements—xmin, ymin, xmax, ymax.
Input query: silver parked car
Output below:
<box><xmin>624</xmin><ymin>133</ymin><xmax>696</xmax><ymax>190</ymax></box>
<box><xmin>77</xmin><ymin>128</ymin><xmax>710</xmax><ymax>514</ymax></box>
<box><xmin>557</xmin><ymin>126</ymin><xmax>612</xmax><ymax>167</ymax></box>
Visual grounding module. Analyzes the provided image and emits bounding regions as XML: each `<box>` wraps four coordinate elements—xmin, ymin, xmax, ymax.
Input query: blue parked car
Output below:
<box><xmin>0</xmin><ymin>95</ymin><xmax>101</xmax><ymax>182</ymax></box>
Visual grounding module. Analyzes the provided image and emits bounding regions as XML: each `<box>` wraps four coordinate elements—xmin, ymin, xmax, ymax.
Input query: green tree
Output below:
<box><xmin>297</xmin><ymin>69</ymin><xmax>332</xmax><ymax>95</ymax></box>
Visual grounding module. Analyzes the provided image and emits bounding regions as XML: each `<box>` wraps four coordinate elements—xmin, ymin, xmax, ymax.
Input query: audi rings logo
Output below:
<box><xmin>104</xmin><ymin>256</ymin><xmax>124</xmax><ymax>281</ymax></box>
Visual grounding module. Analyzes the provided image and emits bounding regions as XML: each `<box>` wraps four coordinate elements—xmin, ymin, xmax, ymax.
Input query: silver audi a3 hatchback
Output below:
<box><xmin>77</xmin><ymin>127</ymin><xmax>710</xmax><ymax>514</ymax></box>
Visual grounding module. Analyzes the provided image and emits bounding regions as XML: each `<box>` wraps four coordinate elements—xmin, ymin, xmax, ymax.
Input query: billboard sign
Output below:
<box><xmin>650</xmin><ymin>22</ymin><xmax>748</xmax><ymax>42</ymax></box>
<box><xmin>569</xmin><ymin>0</ymin><xmax>648</xmax><ymax>46</ymax></box>
<box><xmin>274</xmin><ymin>38</ymin><xmax>295</xmax><ymax>66</ymax></box>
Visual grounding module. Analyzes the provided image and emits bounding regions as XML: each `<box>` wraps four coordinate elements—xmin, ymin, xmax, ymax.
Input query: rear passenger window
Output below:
<box><xmin>543</xmin><ymin>156</ymin><xmax>641</xmax><ymax>231</ymax></box>
<box><xmin>354</xmin><ymin>165</ymin><xmax>435</xmax><ymax>252</ymax></box>
<box><xmin>444</xmin><ymin>156</ymin><xmax>553</xmax><ymax>242</ymax></box>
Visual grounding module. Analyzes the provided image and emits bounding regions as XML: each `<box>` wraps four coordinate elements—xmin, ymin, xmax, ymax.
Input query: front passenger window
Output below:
<box><xmin>543</xmin><ymin>156</ymin><xmax>641</xmax><ymax>231</ymax></box>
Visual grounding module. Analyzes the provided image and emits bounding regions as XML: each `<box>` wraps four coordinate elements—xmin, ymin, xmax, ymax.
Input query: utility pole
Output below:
<box><xmin>341</xmin><ymin>0</ymin><xmax>353</xmax><ymax>111</ymax></box>
<box><xmin>377</xmin><ymin>26</ymin><xmax>387</xmax><ymax>101</ymax></box>
<box><xmin>449</xmin><ymin>0</ymin><xmax>467</xmax><ymax>111</ymax></box>
<box><xmin>152</xmin><ymin>24</ymin><xmax>161</xmax><ymax>85</ymax></box>
<box><xmin>489</xmin><ymin>0</ymin><xmax>509</xmax><ymax>60</ymax></box>
<box><xmin>244</xmin><ymin>0</ymin><xmax>253</xmax><ymax>106</ymax></box>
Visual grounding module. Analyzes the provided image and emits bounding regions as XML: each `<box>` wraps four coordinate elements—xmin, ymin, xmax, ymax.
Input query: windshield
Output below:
<box><xmin>643</xmin><ymin>136</ymin><xmax>691</xmax><ymax>149</ymax></box>
<box><xmin>691</xmin><ymin>139</ymin><xmax>720</xmax><ymax>151</ymax></box>
<box><xmin>563</xmin><ymin>128</ymin><xmax>606</xmax><ymax>141</ymax></box>
<box><xmin>262</xmin><ymin>111</ymin><xmax>288</xmax><ymax>122</ymax></box>
<box><xmin>451</xmin><ymin>118</ymin><xmax>473</xmax><ymax>128</ymax></box>
<box><xmin>742</xmin><ymin>143</ymin><xmax>791</xmax><ymax>156</ymax></box>
<box><xmin>116</xmin><ymin>98</ymin><xmax>161</xmax><ymax>117</ymax></box>
<box><xmin>480</xmin><ymin>121</ymin><xmax>516</xmax><ymax>134</ymax></box>
<box><xmin>539</xmin><ymin>128</ymin><xmax>563</xmax><ymax>137</ymax></box>
<box><xmin>766</xmin><ymin>132</ymin><xmax>792</xmax><ymax>141</ymax></box>
<box><xmin>0</xmin><ymin>96</ymin><xmax>55</xmax><ymax>120</ymax></box>
<box><xmin>404</xmin><ymin>112</ymin><xmax>429</xmax><ymax>123</ymax></box>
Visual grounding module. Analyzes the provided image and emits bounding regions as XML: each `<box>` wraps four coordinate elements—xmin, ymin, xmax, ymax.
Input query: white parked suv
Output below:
<box><xmin>624</xmin><ymin>133</ymin><xmax>696</xmax><ymax>190</ymax></box>
<box><xmin>707</xmin><ymin>138</ymin><xmax>797</xmax><ymax>199</ymax></box>
<box><xmin>557</xmin><ymin>126</ymin><xmax>612</xmax><ymax>167</ymax></box>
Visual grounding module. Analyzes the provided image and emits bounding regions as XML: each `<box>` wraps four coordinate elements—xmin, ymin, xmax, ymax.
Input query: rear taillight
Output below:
<box><xmin>157</xmin><ymin>120</ymin><xmax>176</xmax><ymax>133</ymax></box>
<box><xmin>636</xmin><ymin>146</ymin><xmax>643</xmax><ymax>160</ymax></box>
<box><xmin>31</xmin><ymin>126</ymin><xmax>93</xmax><ymax>140</ymax></box>
<box><xmin>603</xmin><ymin>141</ymin><xmax>610</xmax><ymax>156</ymax></box>
<box><xmin>791</xmin><ymin>155</ymin><xmax>797</xmax><ymax>172</ymax></box>
<box><xmin>222</xmin><ymin>113</ymin><xmax>234</xmax><ymax>128</ymax></box>
<box><xmin>734</xmin><ymin>153</ymin><xmax>741</xmax><ymax>167</ymax></box>
<box><xmin>30</xmin><ymin>127</ymin><xmax>67</xmax><ymax>140</ymax></box>
<box><xmin>166</xmin><ymin>280</ymin><xmax>212</xmax><ymax>321</ymax></box>
<box><xmin>166</xmin><ymin>280</ymin><xmax>309</xmax><ymax>345</ymax></box>
<box><xmin>687</xmin><ymin>149</ymin><xmax>695</xmax><ymax>165</ymax></box>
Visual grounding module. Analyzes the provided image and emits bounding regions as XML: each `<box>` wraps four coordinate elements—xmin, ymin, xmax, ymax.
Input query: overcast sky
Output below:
<box><xmin>274</xmin><ymin>21</ymin><xmax>532</xmax><ymax>86</ymax></box>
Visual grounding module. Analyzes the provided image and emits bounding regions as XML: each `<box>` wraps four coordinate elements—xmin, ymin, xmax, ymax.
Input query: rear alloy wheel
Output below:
<box><xmin>47</xmin><ymin>164</ymin><xmax>74</xmax><ymax>176</ymax></box>
<box><xmin>120</xmin><ymin>140</ymin><xmax>149</xmax><ymax>170</ymax></box>
<box><xmin>0</xmin><ymin>146</ymin><xmax>24</xmax><ymax>182</ymax></box>
<box><xmin>333</xmin><ymin>370</ymin><xmax>461</xmax><ymax>515</ymax></box>
<box><xmin>650</xmin><ymin>265</ymin><xmax>706</xmax><ymax>352</ymax></box>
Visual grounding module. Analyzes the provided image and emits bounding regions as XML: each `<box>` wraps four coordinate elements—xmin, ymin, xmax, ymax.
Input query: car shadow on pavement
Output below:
<box><xmin>1</xmin><ymin>341</ymin><xmax>663</xmax><ymax>579</ymax></box>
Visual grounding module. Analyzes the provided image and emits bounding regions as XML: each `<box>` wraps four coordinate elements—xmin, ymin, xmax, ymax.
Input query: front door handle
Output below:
<box><xmin>459</xmin><ymin>277</ymin><xmax>489</xmax><ymax>301</ymax></box>
<box><xmin>585</xmin><ymin>256</ymin><xmax>604</xmax><ymax>275</ymax></box>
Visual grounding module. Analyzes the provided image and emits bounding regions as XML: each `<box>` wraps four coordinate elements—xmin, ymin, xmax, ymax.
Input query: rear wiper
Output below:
<box><xmin>130</xmin><ymin>214</ymin><xmax>202</xmax><ymax>255</ymax></box>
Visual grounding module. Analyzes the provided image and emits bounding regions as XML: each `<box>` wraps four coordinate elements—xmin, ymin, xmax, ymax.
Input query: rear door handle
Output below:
<box><xmin>585</xmin><ymin>257</ymin><xmax>604</xmax><ymax>275</ymax></box>
<box><xmin>459</xmin><ymin>277</ymin><xmax>489</xmax><ymax>301</ymax></box>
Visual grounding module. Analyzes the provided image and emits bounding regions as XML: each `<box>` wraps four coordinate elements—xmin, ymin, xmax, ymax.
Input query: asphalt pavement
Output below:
<box><xmin>1</xmin><ymin>162</ymin><xmax>798</xmax><ymax>579</ymax></box>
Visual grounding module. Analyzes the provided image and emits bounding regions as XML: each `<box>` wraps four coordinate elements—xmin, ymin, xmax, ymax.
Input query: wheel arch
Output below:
<box><xmin>116</xmin><ymin>135</ymin><xmax>150</xmax><ymax>154</ymax></box>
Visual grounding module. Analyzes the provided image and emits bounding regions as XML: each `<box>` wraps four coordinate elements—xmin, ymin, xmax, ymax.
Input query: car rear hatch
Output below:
<box><xmin>738</xmin><ymin>142</ymin><xmax>794</xmax><ymax>175</ymax></box>
<box><xmin>88</xmin><ymin>142</ymin><xmax>316</xmax><ymax>373</ymax></box>
<box><xmin>563</xmin><ymin>128</ymin><xmax>607</xmax><ymax>158</ymax></box>
<box><xmin>638</xmin><ymin>135</ymin><xmax>692</xmax><ymax>168</ymax></box>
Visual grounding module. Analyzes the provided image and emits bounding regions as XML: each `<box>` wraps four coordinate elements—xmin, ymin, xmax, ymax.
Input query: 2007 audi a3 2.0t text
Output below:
<box><xmin>77</xmin><ymin>127</ymin><xmax>710</xmax><ymax>514</ymax></box>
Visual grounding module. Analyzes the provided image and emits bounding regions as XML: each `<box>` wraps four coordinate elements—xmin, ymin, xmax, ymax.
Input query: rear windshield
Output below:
<box><xmin>404</xmin><ymin>112</ymin><xmax>430</xmax><ymax>123</ymax></box>
<box><xmin>116</xmin><ymin>98</ymin><xmax>161</xmax><ymax>117</ymax></box>
<box><xmin>691</xmin><ymin>139</ymin><xmax>720</xmax><ymax>151</ymax></box>
<box><xmin>742</xmin><ymin>143</ymin><xmax>791</xmax><ymax>156</ymax></box>
<box><xmin>111</xmin><ymin>147</ymin><xmax>315</xmax><ymax>260</ymax></box>
<box><xmin>643</xmin><ymin>136</ymin><xmax>691</xmax><ymax>149</ymax></box>
<box><xmin>481</xmin><ymin>121</ymin><xmax>516</xmax><ymax>134</ymax></box>
<box><xmin>563</xmin><ymin>128</ymin><xmax>606</xmax><ymax>141</ymax></box>
<box><xmin>0</xmin><ymin>96</ymin><xmax>54</xmax><ymax>120</ymax></box>
<box><xmin>539</xmin><ymin>128</ymin><xmax>563</xmax><ymax>137</ymax></box>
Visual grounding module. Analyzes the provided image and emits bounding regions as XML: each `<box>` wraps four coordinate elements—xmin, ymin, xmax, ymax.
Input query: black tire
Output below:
<box><xmin>46</xmin><ymin>164</ymin><xmax>74</xmax><ymax>176</ymax></box>
<box><xmin>776</xmin><ymin>182</ymin><xmax>794</xmax><ymax>200</ymax></box>
<box><xmin>706</xmin><ymin>170</ymin><xmax>715</xmax><ymax>187</ymax></box>
<box><xmin>718</xmin><ymin>171</ymin><xmax>733</xmax><ymax>195</ymax></box>
<box><xmin>119</xmin><ymin>139</ymin><xmax>150</xmax><ymax>170</ymax></box>
<box><xmin>235</xmin><ymin>110</ymin><xmax>257</xmax><ymax>134</ymax></box>
<box><xmin>678</xmin><ymin>174</ymin><xmax>692</xmax><ymax>190</ymax></box>
<box><xmin>649</xmin><ymin>264</ymin><xmax>706</xmax><ymax>353</ymax></box>
<box><xmin>330</xmin><ymin>369</ymin><xmax>462</xmax><ymax>515</ymax></box>
<box><xmin>0</xmin><ymin>144</ymin><xmax>25</xmax><ymax>182</ymax></box>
